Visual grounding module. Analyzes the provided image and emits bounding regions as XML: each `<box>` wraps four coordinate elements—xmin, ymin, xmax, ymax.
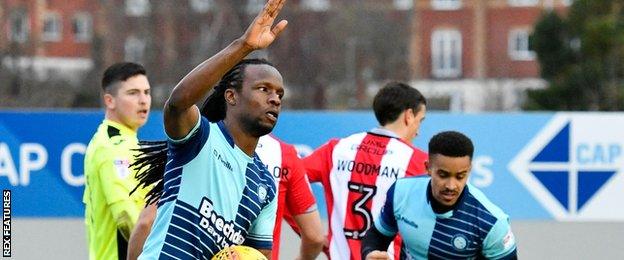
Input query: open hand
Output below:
<box><xmin>240</xmin><ymin>0</ymin><xmax>288</xmax><ymax>50</ymax></box>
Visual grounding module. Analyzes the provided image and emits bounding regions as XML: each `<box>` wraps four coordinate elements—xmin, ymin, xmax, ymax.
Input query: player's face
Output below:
<box><xmin>106</xmin><ymin>74</ymin><xmax>151</xmax><ymax>131</ymax></box>
<box><xmin>427</xmin><ymin>154</ymin><xmax>471</xmax><ymax>207</ymax></box>
<box><xmin>236</xmin><ymin>64</ymin><xmax>284</xmax><ymax>137</ymax></box>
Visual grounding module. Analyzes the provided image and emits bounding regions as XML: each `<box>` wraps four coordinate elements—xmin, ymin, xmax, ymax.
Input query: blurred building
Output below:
<box><xmin>407</xmin><ymin>0</ymin><xmax>571</xmax><ymax>111</ymax></box>
<box><xmin>1</xmin><ymin>0</ymin><xmax>571</xmax><ymax>110</ymax></box>
<box><xmin>1</xmin><ymin>0</ymin><xmax>96</xmax><ymax>82</ymax></box>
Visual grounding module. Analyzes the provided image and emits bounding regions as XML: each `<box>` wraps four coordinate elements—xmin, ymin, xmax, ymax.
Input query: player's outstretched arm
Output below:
<box><xmin>361</xmin><ymin>225</ymin><xmax>393</xmax><ymax>260</ymax></box>
<box><xmin>163</xmin><ymin>0</ymin><xmax>288</xmax><ymax>139</ymax></box>
<box><xmin>127</xmin><ymin>204</ymin><xmax>157</xmax><ymax>260</ymax></box>
<box><xmin>293</xmin><ymin>210</ymin><xmax>324</xmax><ymax>260</ymax></box>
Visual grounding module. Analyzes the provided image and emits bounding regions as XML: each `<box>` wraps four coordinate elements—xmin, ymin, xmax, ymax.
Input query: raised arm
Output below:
<box><xmin>164</xmin><ymin>0</ymin><xmax>288</xmax><ymax>139</ymax></box>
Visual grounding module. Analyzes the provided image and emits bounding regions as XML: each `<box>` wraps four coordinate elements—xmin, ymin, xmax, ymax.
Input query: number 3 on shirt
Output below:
<box><xmin>344</xmin><ymin>182</ymin><xmax>377</xmax><ymax>240</ymax></box>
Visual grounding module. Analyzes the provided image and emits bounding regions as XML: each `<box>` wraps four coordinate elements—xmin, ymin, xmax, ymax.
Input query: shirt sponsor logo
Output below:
<box><xmin>212</xmin><ymin>149</ymin><xmax>233</xmax><ymax>171</ymax></box>
<box><xmin>198</xmin><ymin>197</ymin><xmax>245</xmax><ymax>248</ymax></box>
<box><xmin>396</xmin><ymin>214</ymin><xmax>419</xmax><ymax>229</ymax></box>
<box><xmin>351</xmin><ymin>139</ymin><xmax>394</xmax><ymax>155</ymax></box>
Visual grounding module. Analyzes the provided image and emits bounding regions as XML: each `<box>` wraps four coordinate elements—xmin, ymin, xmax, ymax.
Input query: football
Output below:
<box><xmin>211</xmin><ymin>245</ymin><xmax>268</xmax><ymax>260</ymax></box>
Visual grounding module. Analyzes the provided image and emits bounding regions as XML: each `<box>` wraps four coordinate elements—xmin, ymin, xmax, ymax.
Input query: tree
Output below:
<box><xmin>526</xmin><ymin>0</ymin><xmax>624</xmax><ymax>111</ymax></box>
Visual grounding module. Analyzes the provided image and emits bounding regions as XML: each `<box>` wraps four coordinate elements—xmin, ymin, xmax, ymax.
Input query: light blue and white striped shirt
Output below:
<box><xmin>375</xmin><ymin>176</ymin><xmax>517</xmax><ymax>259</ymax></box>
<box><xmin>140</xmin><ymin>117</ymin><xmax>277</xmax><ymax>259</ymax></box>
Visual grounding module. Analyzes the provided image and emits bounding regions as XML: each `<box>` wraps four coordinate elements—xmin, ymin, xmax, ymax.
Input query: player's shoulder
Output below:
<box><xmin>88</xmin><ymin>125</ymin><xmax>123</xmax><ymax>152</ymax></box>
<box><xmin>394</xmin><ymin>176</ymin><xmax>429</xmax><ymax>193</ymax></box>
<box><xmin>388</xmin><ymin>136</ymin><xmax>426</xmax><ymax>155</ymax></box>
<box><xmin>262</xmin><ymin>134</ymin><xmax>297</xmax><ymax>153</ymax></box>
<box><xmin>465</xmin><ymin>184</ymin><xmax>509</xmax><ymax>220</ymax></box>
<box><xmin>313</xmin><ymin>137</ymin><xmax>343</xmax><ymax>152</ymax></box>
<box><xmin>96</xmin><ymin>123</ymin><xmax>135</xmax><ymax>148</ymax></box>
<box><xmin>341</xmin><ymin>131</ymin><xmax>368</xmax><ymax>142</ymax></box>
<box><xmin>252</xmin><ymin>155</ymin><xmax>276</xmax><ymax>180</ymax></box>
<box><xmin>390</xmin><ymin>176</ymin><xmax>429</xmax><ymax>209</ymax></box>
<box><xmin>410</xmin><ymin>146</ymin><xmax>427</xmax><ymax>157</ymax></box>
<box><xmin>206</xmin><ymin>120</ymin><xmax>234</xmax><ymax>147</ymax></box>
<box><xmin>329</xmin><ymin>131</ymin><xmax>369</xmax><ymax>148</ymax></box>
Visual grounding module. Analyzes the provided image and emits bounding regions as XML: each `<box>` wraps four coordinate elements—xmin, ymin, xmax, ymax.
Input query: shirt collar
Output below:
<box><xmin>369</xmin><ymin>127</ymin><xmax>400</xmax><ymax>139</ymax></box>
<box><xmin>103</xmin><ymin>119</ymin><xmax>137</xmax><ymax>137</ymax></box>
<box><xmin>426</xmin><ymin>179</ymin><xmax>469</xmax><ymax>214</ymax></box>
<box><xmin>217</xmin><ymin>120</ymin><xmax>235</xmax><ymax>147</ymax></box>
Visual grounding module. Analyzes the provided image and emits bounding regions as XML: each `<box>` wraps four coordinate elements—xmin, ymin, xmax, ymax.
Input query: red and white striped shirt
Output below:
<box><xmin>303</xmin><ymin>129</ymin><xmax>427</xmax><ymax>260</ymax></box>
<box><xmin>256</xmin><ymin>134</ymin><xmax>317</xmax><ymax>260</ymax></box>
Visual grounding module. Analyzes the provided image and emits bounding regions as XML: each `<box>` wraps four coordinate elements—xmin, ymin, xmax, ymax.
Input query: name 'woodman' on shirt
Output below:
<box><xmin>336</xmin><ymin>139</ymin><xmax>403</xmax><ymax>180</ymax></box>
<box><xmin>335</xmin><ymin>160</ymin><xmax>403</xmax><ymax>180</ymax></box>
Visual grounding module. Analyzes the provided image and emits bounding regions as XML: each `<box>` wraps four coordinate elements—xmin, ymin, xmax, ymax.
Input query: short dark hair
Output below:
<box><xmin>200</xmin><ymin>58</ymin><xmax>274</xmax><ymax>122</ymax></box>
<box><xmin>372</xmin><ymin>81</ymin><xmax>426</xmax><ymax>126</ymax></box>
<box><xmin>101</xmin><ymin>62</ymin><xmax>147</xmax><ymax>94</ymax></box>
<box><xmin>428</xmin><ymin>131</ymin><xmax>474</xmax><ymax>159</ymax></box>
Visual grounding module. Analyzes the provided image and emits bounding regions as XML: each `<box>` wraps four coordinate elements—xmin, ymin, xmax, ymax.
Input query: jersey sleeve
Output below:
<box><xmin>284</xmin><ymin>145</ymin><xmax>317</xmax><ymax>215</ymax></box>
<box><xmin>481</xmin><ymin>217</ymin><xmax>517</xmax><ymax>259</ymax></box>
<box><xmin>167</xmin><ymin>115</ymin><xmax>211</xmax><ymax>165</ymax></box>
<box><xmin>244</xmin><ymin>192</ymin><xmax>278</xmax><ymax>249</ymax></box>
<box><xmin>374</xmin><ymin>183</ymin><xmax>398</xmax><ymax>237</ymax></box>
<box><xmin>167</xmin><ymin>112</ymin><xmax>207</xmax><ymax>146</ymax></box>
<box><xmin>96</xmin><ymin>147</ymin><xmax>142</xmax><ymax>238</ymax></box>
<box><xmin>282</xmin><ymin>207</ymin><xmax>301</xmax><ymax>235</ymax></box>
<box><xmin>97</xmin><ymin>147</ymin><xmax>135</xmax><ymax>205</ymax></box>
<box><xmin>303</xmin><ymin>139</ymin><xmax>339</xmax><ymax>183</ymax></box>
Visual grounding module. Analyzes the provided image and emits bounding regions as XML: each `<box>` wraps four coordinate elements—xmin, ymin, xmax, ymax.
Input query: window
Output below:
<box><xmin>190</xmin><ymin>0</ymin><xmax>213</xmax><ymax>13</ymax></box>
<box><xmin>246</xmin><ymin>0</ymin><xmax>264</xmax><ymax>14</ymax></box>
<box><xmin>508</xmin><ymin>0</ymin><xmax>538</xmax><ymax>7</ymax></box>
<box><xmin>569</xmin><ymin>37</ymin><xmax>581</xmax><ymax>52</ymax></box>
<box><xmin>126</xmin><ymin>0</ymin><xmax>151</xmax><ymax>17</ymax></box>
<box><xmin>301</xmin><ymin>0</ymin><xmax>330</xmax><ymax>11</ymax></box>
<box><xmin>72</xmin><ymin>13</ymin><xmax>92</xmax><ymax>42</ymax></box>
<box><xmin>561</xmin><ymin>0</ymin><xmax>573</xmax><ymax>6</ymax></box>
<box><xmin>431</xmin><ymin>0</ymin><xmax>461</xmax><ymax>10</ymax></box>
<box><xmin>394</xmin><ymin>0</ymin><xmax>413</xmax><ymax>10</ymax></box>
<box><xmin>431</xmin><ymin>29</ymin><xmax>462</xmax><ymax>78</ymax></box>
<box><xmin>125</xmin><ymin>36</ymin><xmax>146</xmax><ymax>63</ymax></box>
<box><xmin>42</xmin><ymin>12</ymin><xmax>62</xmax><ymax>42</ymax></box>
<box><xmin>508</xmin><ymin>29</ymin><xmax>535</xmax><ymax>61</ymax></box>
<box><xmin>9</xmin><ymin>11</ymin><xmax>29</xmax><ymax>43</ymax></box>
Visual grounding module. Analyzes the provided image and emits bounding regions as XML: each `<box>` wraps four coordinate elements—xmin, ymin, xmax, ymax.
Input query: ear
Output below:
<box><xmin>103</xmin><ymin>93</ymin><xmax>115</xmax><ymax>110</ymax></box>
<box><xmin>224</xmin><ymin>89</ymin><xmax>237</xmax><ymax>106</ymax></box>
<box><xmin>404</xmin><ymin>108</ymin><xmax>414</xmax><ymax>125</ymax></box>
<box><xmin>425</xmin><ymin>160</ymin><xmax>432</xmax><ymax>176</ymax></box>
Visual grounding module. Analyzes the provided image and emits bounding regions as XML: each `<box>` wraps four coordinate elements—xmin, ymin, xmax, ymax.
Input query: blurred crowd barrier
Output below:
<box><xmin>1</xmin><ymin>110</ymin><xmax>624</xmax><ymax>221</ymax></box>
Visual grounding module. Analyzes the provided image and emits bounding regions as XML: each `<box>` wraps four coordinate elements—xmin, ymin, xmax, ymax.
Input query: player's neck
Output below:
<box><xmin>380</xmin><ymin>123</ymin><xmax>411</xmax><ymax>142</ymax></box>
<box><xmin>104</xmin><ymin>112</ymin><xmax>138</xmax><ymax>132</ymax></box>
<box><xmin>430</xmin><ymin>197</ymin><xmax>456</xmax><ymax>214</ymax></box>
<box><xmin>223</xmin><ymin>118</ymin><xmax>258</xmax><ymax>157</ymax></box>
